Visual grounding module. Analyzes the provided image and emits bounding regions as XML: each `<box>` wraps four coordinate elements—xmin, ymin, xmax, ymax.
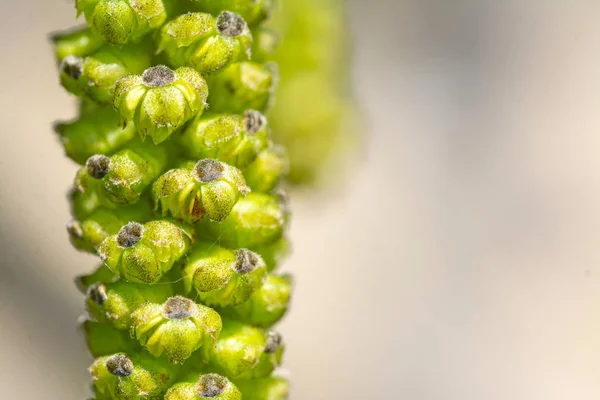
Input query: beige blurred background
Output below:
<box><xmin>2</xmin><ymin>0</ymin><xmax>600</xmax><ymax>399</ymax></box>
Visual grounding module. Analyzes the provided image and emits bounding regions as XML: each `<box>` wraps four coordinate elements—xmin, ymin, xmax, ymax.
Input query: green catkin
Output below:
<box><xmin>53</xmin><ymin>0</ymin><xmax>301</xmax><ymax>397</ymax></box>
<box><xmin>267</xmin><ymin>0</ymin><xmax>359</xmax><ymax>184</ymax></box>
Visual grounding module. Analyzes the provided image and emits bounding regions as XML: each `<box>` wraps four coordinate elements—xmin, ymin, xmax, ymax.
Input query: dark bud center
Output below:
<box><xmin>275</xmin><ymin>188</ymin><xmax>290</xmax><ymax>216</ymax></box>
<box><xmin>216</xmin><ymin>11</ymin><xmax>246</xmax><ymax>37</ymax></box>
<box><xmin>243</xmin><ymin>110</ymin><xmax>265</xmax><ymax>134</ymax></box>
<box><xmin>117</xmin><ymin>222</ymin><xmax>144</xmax><ymax>248</ymax></box>
<box><xmin>163</xmin><ymin>296</ymin><xmax>195</xmax><ymax>319</ymax></box>
<box><xmin>196</xmin><ymin>374</ymin><xmax>228</xmax><ymax>398</ymax></box>
<box><xmin>87</xmin><ymin>282</ymin><xmax>108</xmax><ymax>305</ymax></box>
<box><xmin>106</xmin><ymin>354</ymin><xmax>134</xmax><ymax>377</ymax></box>
<box><xmin>86</xmin><ymin>155</ymin><xmax>111</xmax><ymax>179</ymax></box>
<box><xmin>142</xmin><ymin>65</ymin><xmax>176</xmax><ymax>87</ymax></box>
<box><xmin>234</xmin><ymin>249</ymin><xmax>260</xmax><ymax>274</ymax></box>
<box><xmin>66</xmin><ymin>220</ymin><xmax>83</xmax><ymax>239</ymax></box>
<box><xmin>194</xmin><ymin>159</ymin><xmax>225</xmax><ymax>183</ymax></box>
<box><xmin>264</xmin><ymin>331</ymin><xmax>282</xmax><ymax>353</ymax></box>
<box><xmin>60</xmin><ymin>55</ymin><xmax>83</xmax><ymax>80</ymax></box>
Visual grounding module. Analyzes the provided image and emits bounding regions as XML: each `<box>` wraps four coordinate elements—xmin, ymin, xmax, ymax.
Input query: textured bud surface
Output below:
<box><xmin>157</xmin><ymin>12</ymin><xmax>251</xmax><ymax>74</ymax></box>
<box><xmin>98</xmin><ymin>220</ymin><xmax>193</xmax><ymax>283</ymax></box>
<box><xmin>201</xmin><ymin>193</ymin><xmax>288</xmax><ymax>248</ymax></box>
<box><xmin>164</xmin><ymin>374</ymin><xmax>241</xmax><ymax>400</ymax></box>
<box><xmin>153</xmin><ymin>159</ymin><xmax>249</xmax><ymax>223</ymax></box>
<box><xmin>114</xmin><ymin>66</ymin><xmax>208</xmax><ymax>143</ymax></box>
<box><xmin>130</xmin><ymin>298</ymin><xmax>222</xmax><ymax>363</ymax></box>
<box><xmin>180</xmin><ymin>112</ymin><xmax>269</xmax><ymax>168</ymax></box>
<box><xmin>182</xmin><ymin>244</ymin><xmax>266</xmax><ymax>307</ymax></box>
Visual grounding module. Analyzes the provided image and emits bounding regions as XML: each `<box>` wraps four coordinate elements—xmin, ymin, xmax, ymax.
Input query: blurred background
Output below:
<box><xmin>2</xmin><ymin>0</ymin><xmax>600</xmax><ymax>399</ymax></box>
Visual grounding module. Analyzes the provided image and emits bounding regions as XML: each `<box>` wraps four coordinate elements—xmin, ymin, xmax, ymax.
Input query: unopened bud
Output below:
<box><xmin>180</xmin><ymin>113</ymin><xmax>269</xmax><ymax>168</ymax></box>
<box><xmin>207</xmin><ymin>62</ymin><xmax>277</xmax><ymax>114</ymax></box>
<box><xmin>98</xmin><ymin>220</ymin><xmax>193</xmax><ymax>284</ymax></box>
<box><xmin>130</xmin><ymin>297</ymin><xmax>222</xmax><ymax>363</ymax></box>
<box><xmin>76</xmin><ymin>0</ymin><xmax>167</xmax><ymax>45</ymax></box>
<box><xmin>59</xmin><ymin>44</ymin><xmax>152</xmax><ymax>103</ymax></box>
<box><xmin>68</xmin><ymin>202</ymin><xmax>153</xmax><ymax>253</ymax></box>
<box><xmin>242</xmin><ymin>146</ymin><xmax>289</xmax><ymax>193</ymax></box>
<box><xmin>86</xmin><ymin>280</ymin><xmax>173</xmax><ymax>330</ymax></box>
<box><xmin>207</xmin><ymin>321</ymin><xmax>281</xmax><ymax>378</ymax></box>
<box><xmin>202</xmin><ymin>193</ymin><xmax>287</xmax><ymax>248</ymax></box>
<box><xmin>153</xmin><ymin>159</ymin><xmax>249</xmax><ymax>223</ymax></box>
<box><xmin>164</xmin><ymin>374</ymin><xmax>241</xmax><ymax>400</ymax></box>
<box><xmin>90</xmin><ymin>352</ymin><xmax>177</xmax><ymax>398</ymax></box>
<box><xmin>114</xmin><ymin>66</ymin><xmax>208</xmax><ymax>144</ymax></box>
<box><xmin>157</xmin><ymin>12</ymin><xmax>251</xmax><ymax>74</ymax></box>
<box><xmin>182</xmin><ymin>244</ymin><xmax>266</xmax><ymax>307</ymax></box>
<box><xmin>75</xmin><ymin>142</ymin><xmax>168</xmax><ymax>207</ymax></box>
<box><xmin>227</xmin><ymin>274</ymin><xmax>292</xmax><ymax>328</ymax></box>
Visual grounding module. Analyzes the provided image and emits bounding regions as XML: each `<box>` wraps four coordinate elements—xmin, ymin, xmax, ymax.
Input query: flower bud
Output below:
<box><xmin>75</xmin><ymin>141</ymin><xmax>168</xmax><ymax>207</ymax></box>
<box><xmin>227</xmin><ymin>274</ymin><xmax>292</xmax><ymax>328</ymax></box>
<box><xmin>90</xmin><ymin>352</ymin><xmax>177</xmax><ymax>399</ymax></box>
<box><xmin>241</xmin><ymin>331</ymin><xmax>284</xmax><ymax>379</ymax></box>
<box><xmin>207</xmin><ymin>62</ymin><xmax>277</xmax><ymax>114</ymax></box>
<box><xmin>114</xmin><ymin>65</ymin><xmax>208</xmax><ymax>143</ymax></box>
<box><xmin>68</xmin><ymin>201</ymin><xmax>153</xmax><ymax>253</ymax></box>
<box><xmin>98</xmin><ymin>220</ymin><xmax>193</xmax><ymax>283</ymax></box>
<box><xmin>250</xmin><ymin>28</ymin><xmax>279</xmax><ymax>63</ymax></box>
<box><xmin>50</xmin><ymin>25</ymin><xmax>104</xmax><ymax>62</ymax></box>
<box><xmin>207</xmin><ymin>321</ymin><xmax>280</xmax><ymax>378</ymax></box>
<box><xmin>157</xmin><ymin>12</ymin><xmax>252</xmax><ymax>74</ymax></box>
<box><xmin>75</xmin><ymin>264</ymin><xmax>117</xmax><ymax>294</ymax></box>
<box><xmin>130</xmin><ymin>296</ymin><xmax>222</xmax><ymax>363</ymax></box>
<box><xmin>242</xmin><ymin>145</ymin><xmax>288</xmax><ymax>193</ymax></box>
<box><xmin>76</xmin><ymin>0</ymin><xmax>167</xmax><ymax>45</ymax></box>
<box><xmin>190</xmin><ymin>0</ymin><xmax>274</xmax><ymax>27</ymax></box>
<box><xmin>81</xmin><ymin>319</ymin><xmax>139</xmax><ymax>357</ymax></box>
<box><xmin>234</xmin><ymin>377</ymin><xmax>289</xmax><ymax>400</ymax></box>
<box><xmin>153</xmin><ymin>159</ymin><xmax>249</xmax><ymax>223</ymax></box>
<box><xmin>86</xmin><ymin>280</ymin><xmax>173</xmax><ymax>330</ymax></box>
<box><xmin>201</xmin><ymin>193</ymin><xmax>287</xmax><ymax>248</ymax></box>
<box><xmin>181</xmin><ymin>244</ymin><xmax>266</xmax><ymax>307</ymax></box>
<box><xmin>180</xmin><ymin>111</ymin><xmax>269</xmax><ymax>168</ymax></box>
<box><xmin>165</xmin><ymin>374</ymin><xmax>241</xmax><ymax>400</ymax></box>
<box><xmin>59</xmin><ymin>43</ymin><xmax>152</xmax><ymax>103</ymax></box>
<box><xmin>54</xmin><ymin>107</ymin><xmax>136</xmax><ymax>164</ymax></box>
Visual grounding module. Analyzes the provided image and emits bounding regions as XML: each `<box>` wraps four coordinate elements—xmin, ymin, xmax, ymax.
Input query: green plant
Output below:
<box><xmin>52</xmin><ymin>1</ymin><xmax>293</xmax><ymax>398</ymax></box>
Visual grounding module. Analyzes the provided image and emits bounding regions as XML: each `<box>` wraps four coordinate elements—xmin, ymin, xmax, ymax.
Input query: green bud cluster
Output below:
<box><xmin>53</xmin><ymin>1</ymin><xmax>295</xmax><ymax>398</ymax></box>
<box><xmin>266</xmin><ymin>0</ymin><xmax>359</xmax><ymax>184</ymax></box>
